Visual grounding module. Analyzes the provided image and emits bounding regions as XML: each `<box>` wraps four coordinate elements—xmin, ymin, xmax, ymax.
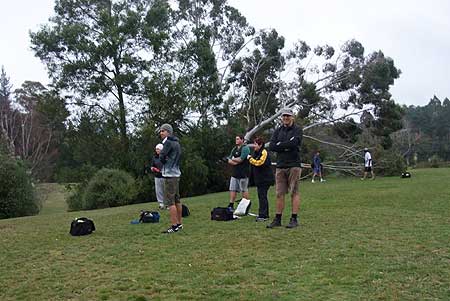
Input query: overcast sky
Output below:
<box><xmin>1</xmin><ymin>0</ymin><xmax>449</xmax><ymax>106</ymax></box>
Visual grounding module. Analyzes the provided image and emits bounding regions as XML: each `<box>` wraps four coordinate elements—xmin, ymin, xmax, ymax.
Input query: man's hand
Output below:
<box><xmin>151</xmin><ymin>167</ymin><xmax>160</xmax><ymax>173</ymax></box>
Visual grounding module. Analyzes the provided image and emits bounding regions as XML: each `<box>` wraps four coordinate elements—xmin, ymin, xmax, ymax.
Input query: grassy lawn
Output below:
<box><xmin>1</xmin><ymin>168</ymin><xmax>450</xmax><ymax>300</ymax></box>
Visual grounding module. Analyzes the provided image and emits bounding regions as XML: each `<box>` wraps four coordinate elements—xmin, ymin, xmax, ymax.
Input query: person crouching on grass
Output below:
<box><xmin>158</xmin><ymin>124</ymin><xmax>183</xmax><ymax>234</ymax></box>
<box><xmin>247</xmin><ymin>137</ymin><xmax>274</xmax><ymax>222</ymax></box>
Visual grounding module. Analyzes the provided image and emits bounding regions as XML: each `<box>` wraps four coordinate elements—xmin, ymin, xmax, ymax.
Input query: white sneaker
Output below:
<box><xmin>311</xmin><ymin>180</ymin><xmax>315</xmax><ymax>183</ymax></box>
<box><xmin>320</xmin><ymin>179</ymin><xmax>325</xmax><ymax>182</ymax></box>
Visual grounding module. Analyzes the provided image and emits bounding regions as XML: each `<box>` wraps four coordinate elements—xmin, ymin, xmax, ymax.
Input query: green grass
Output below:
<box><xmin>1</xmin><ymin>169</ymin><xmax>450</xmax><ymax>300</ymax></box>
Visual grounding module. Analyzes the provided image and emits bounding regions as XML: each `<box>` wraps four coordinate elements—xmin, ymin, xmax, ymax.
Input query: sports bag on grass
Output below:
<box><xmin>182</xmin><ymin>204</ymin><xmax>190</xmax><ymax>217</ymax></box>
<box><xmin>234</xmin><ymin>198</ymin><xmax>251</xmax><ymax>216</ymax></box>
<box><xmin>139</xmin><ymin>211</ymin><xmax>160</xmax><ymax>223</ymax></box>
<box><xmin>211</xmin><ymin>207</ymin><xmax>234</xmax><ymax>221</ymax></box>
<box><xmin>70</xmin><ymin>217</ymin><xmax>95</xmax><ymax>236</ymax></box>
<box><xmin>401</xmin><ymin>172</ymin><xmax>411</xmax><ymax>178</ymax></box>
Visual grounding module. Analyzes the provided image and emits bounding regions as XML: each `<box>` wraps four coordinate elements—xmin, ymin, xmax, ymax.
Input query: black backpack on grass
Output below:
<box><xmin>182</xmin><ymin>204</ymin><xmax>190</xmax><ymax>217</ymax></box>
<box><xmin>211</xmin><ymin>207</ymin><xmax>234</xmax><ymax>221</ymax></box>
<box><xmin>70</xmin><ymin>217</ymin><xmax>96</xmax><ymax>236</ymax></box>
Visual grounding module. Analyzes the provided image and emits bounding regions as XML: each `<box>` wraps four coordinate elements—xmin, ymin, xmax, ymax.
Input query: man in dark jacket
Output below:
<box><xmin>159</xmin><ymin>123</ymin><xmax>183</xmax><ymax>234</ymax></box>
<box><xmin>267</xmin><ymin>108</ymin><xmax>303</xmax><ymax>229</ymax></box>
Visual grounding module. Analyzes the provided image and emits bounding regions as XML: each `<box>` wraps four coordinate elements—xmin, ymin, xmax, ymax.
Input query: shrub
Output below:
<box><xmin>0</xmin><ymin>154</ymin><xmax>40</xmax><ymax>219</ymax></box>
<box><xmin>135</xmin><ymin>175</ymin><xmax>156</xmax><ymax>204</ymax></box>
<box><xmin>374</xmin><ymin>149</ymin><xmax>406</xmax><ymax>176</ymax></box>
<box><xmin>65</xmin><ymin>182</ymin><xmax>86</xmax><ymax>211</ymax></box>
<box><xmin>429</xmin><ymin>155</ymin><xmax>441</xmax><ymax>168</ymax></box>
<box><xmin>81</xmin><ymin>168</ymin><xmax>137</xmax><ymax>210</ymax></box>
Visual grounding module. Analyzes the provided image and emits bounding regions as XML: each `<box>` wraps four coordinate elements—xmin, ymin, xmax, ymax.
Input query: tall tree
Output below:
<box><xmin>30</xmin><ymin>0</ymin><xmax>172</xmax><ymax>169</ymax></box>
<box><xmin>13</xmin><ymin>81</ymin><xmax>69</xmax><ymax>179</ymax></box>
<box><xmin>0</xmin><ymin>67</ymin><xmax>16</xmax><ymax>156</ymax></box>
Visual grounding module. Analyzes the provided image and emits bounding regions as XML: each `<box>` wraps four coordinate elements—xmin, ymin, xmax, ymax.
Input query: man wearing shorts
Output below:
<box><xmin>267</xmin><ymin>108</ymin><xmax>303</xmax><ymax>228</ymax></box>
<box><xmin>159</xmin><ymin>123</ymin><xmax>183</xmax><ymax>234</ymax></box>
<box><xmin>227</xmin><ymin>135</ymin><xmax>250</xmax><ymax>209</ymax></box>
<box><xmin>361</xmin><ymin>147</ymin><xmax>375</xmax><ymax>180</ymax></box>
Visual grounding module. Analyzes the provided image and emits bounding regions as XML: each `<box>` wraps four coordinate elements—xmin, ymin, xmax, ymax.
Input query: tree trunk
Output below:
<box><xmin>117</xmin><ymin>85</ymin><xmax>130</xmax><ymax>170</ymax></box>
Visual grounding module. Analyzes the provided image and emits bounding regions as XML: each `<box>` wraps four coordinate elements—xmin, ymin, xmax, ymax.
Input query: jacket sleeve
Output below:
<box><xmin>159</xmin><ymin>141</ymin><xmax>171</xmax><ymax>164</ymax></box>
<box><xmin>249</xmin><ymin>149</ymin><xmax>268</xmax><ymax>167</ymax></box>
<box><xmin>275</xmin><ymin>126</ymin><xmax>302</xmax><ymax>150</ymax></box>
<box><xmin>269</xmin><ymin>128</ymin><xmax>282</xmax><ymax>152</ymax></box>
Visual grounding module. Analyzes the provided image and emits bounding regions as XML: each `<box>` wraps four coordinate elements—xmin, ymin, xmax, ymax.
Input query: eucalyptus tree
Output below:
<box><xmin>235</xmin><ymin>39</ymin><xmax>402</xmax><ymax>145</ymax></box>
<box><xmin>166</xmin><ymin>0</ymin><xmax>255</xmax><ymax>127</ymax></box>
<box><xmin>226</xmin><ymin>29</ymin><xmax>285</xmax><ymax>130</ymax></box>
<box><xmin>30</xmin><ymin>0</ymin><xmax>172</xmax><ymax>169</ymax></box>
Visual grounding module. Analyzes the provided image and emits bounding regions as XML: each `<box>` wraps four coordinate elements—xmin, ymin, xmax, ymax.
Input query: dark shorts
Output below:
<box><xmin>365</xmin><ymin>167</ymin><xmax>372</xmax><ymax>172</ymax></box>
<box><xmin>275</xmin><ymin>167</ymin><xmax>301</xmax><ymax>196</ymax></box>
<box><xmin>163</xmin><ymin>177</ymin><xmax>180</xmax><ymax>206</ymax></box>
<box><xmin>313</xmin><ymin>166</ymin><xmax>321</xmax><ymax>174</ymax></box>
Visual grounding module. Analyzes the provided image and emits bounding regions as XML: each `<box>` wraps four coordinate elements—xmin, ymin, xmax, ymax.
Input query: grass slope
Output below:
<box><xmin>1</xmin><ymin>169</ymin><xmax>450</xmax><ymax>300</ymax></box>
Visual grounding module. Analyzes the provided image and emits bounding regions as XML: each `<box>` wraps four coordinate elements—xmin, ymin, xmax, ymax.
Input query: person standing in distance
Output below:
<box><xmin>267</xmin><ymin>108</ymin><xmax>303</xmax><ymax>229</ymax></box>
<box><xmin>311</xmin><ymin>150</ymin><xmax>325</xmax><ymax>183</ymax></box>
<box><xmin>159</xmin><ymin>124</ymin><xmax>183</xmax><ymax>233</ymax></box>
<box><xmin>361</xmin><ymin>147</ymin><xmax>375</xmax><ymax>180</ymax></box>
<box><xmin>227</xmin><ymin>135</ymin><xmax>251</xmax><ymax>209</ymax></box>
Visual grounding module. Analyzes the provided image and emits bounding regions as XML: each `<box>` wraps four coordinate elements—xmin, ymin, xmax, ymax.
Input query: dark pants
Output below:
<box><xmin>257</xmin><ymin>184</ymin><xmax>270</xmax><ymax>218</ymax></box>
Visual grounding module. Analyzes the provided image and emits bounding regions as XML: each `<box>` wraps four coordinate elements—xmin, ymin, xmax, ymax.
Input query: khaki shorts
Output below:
<box><xmin>163</xmin><ymin>177</ymin><xmax>180</xmax><ymax>207</ymax></box>
<box><xmin>275</xmin><ymin>167</ymin><xmax>301</xmax><ymax>196</ymax></box>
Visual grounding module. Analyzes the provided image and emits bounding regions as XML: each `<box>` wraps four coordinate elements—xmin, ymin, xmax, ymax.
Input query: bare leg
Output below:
<box><xmin>229</xmin><ymin>191</ymin><xmax>237</xmax><ymax>204</ymax></box>
<box><xmin>175</xmin><ymin>203</ymin><xmax>182</xmax><ymax>224</ymax></box>
<box><xmin>275</xmin><ymin>194</ymin><xmax>285</xmax><ymax>214</ymax></box>
<box><xmin>169</xmin><ymin>205</ymin><xmax>178</xmax><ymax>225</ymax></box>
<box><xmin>291</xmin><ymin>192</ymin><xmax>300</xmax><ymax>214</ymax></box>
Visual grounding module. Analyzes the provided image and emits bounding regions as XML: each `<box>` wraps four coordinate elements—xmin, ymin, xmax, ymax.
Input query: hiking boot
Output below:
<box><xmin>255</xmin><ymin>216</ymin><xmax>268</xmax><ymax>222</ymax></box>
<box><xmin>266</xmin><ymin>219</ymin><xmax>281</xmax><ymax>228</ymax></box>
<box><xmin>162</xmin><ymin>225</ymin><xmax>178</xmax><ymax>234</ymax></box>
<box><xmin>286</xmin><ymin>218</ymin><xmax>299</xmax><ymax>228</ymax></box>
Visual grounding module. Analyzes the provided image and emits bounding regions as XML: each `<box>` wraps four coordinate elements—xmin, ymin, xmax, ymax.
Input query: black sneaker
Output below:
<box><xmin>266</xmin><ymin>219</ymin><xmax>281</xmax><ymax>228</ymax></box>
<box><xmin>255</xmin><ymin>216</ymin><xmax>269</xmax><ymax>222</ymax></box>
<box><xmin>176</xmin><ymin>224</ymin><xmax>183</xmax><ymax>231</ymax></box>
<box><xmin>162</xmin><ymin>226</ymin><xmax>178</xmax><ymax>234</ymax></box>
<box><xmin>286</xmin><ymin>218</ymin><xmax>299</xmax><ymax>228</ymax></box>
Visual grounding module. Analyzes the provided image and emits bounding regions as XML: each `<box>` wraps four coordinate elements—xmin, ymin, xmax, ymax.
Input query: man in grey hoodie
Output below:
<box><xmin>159</xmin><ymin>123</ymin><xmax>183</xmax><ymax>234</ymax></box>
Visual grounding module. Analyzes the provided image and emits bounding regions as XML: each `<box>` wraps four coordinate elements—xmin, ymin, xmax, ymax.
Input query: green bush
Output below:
<box><xmin>135</xmin><ymin>175</ymin><xmax>156</xmax><ymax>204</ymax></box>
<box><xmin>69</xmin><ymin>168</ymin><xmax>137</xmax><ymax>210</ymax></box>
<box><xmin>0</xmin><ymin>154</ymin><xmax>40</xmax><ymax>219</ymax></box>
<box><xmin>65</xmin><ymin>182</ymin><xmax>86</xmax><ymax>211</ymax></box>
<box><xmin>429</xmin><ymin>155</ymin><xmax>441</xmax><ymax>168</ymax></box>
<box><xmin>374</xmin><ymin>149</ymin><xmax>406</xmax><ymax>176</ymax></box>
